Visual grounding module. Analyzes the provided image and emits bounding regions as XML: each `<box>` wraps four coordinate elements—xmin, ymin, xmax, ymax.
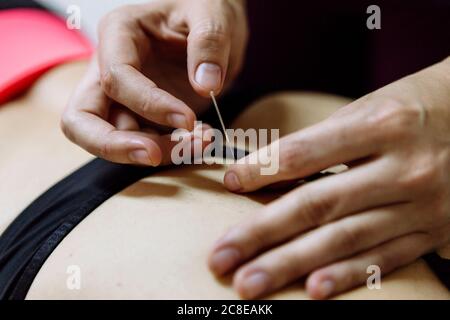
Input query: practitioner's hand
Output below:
<box><xmin>209</xmin><ymin>58</ymin><xmax>450</xmax><ymax>299</ymax></box>
<box><xmin>62</xmin><ymin>0</ymin><xmax>248</xmax><ymax>165</ymax></box>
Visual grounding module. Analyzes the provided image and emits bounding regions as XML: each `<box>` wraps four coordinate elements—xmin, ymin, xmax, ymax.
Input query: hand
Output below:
<box><xmin>61</xmin><ymin>0</ymin><xmax>248</xmax><ymax>165</ymax></box>
<box><xmin>209</xmin><ymin>58</ymin><xmax>450</xmax><ymax>299</ymax></box>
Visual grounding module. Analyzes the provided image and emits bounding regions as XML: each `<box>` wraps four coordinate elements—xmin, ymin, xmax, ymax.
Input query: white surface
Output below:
<box><xmin>36</xmin><ymin>0</ymin><xmax>151</xmax><ymax>42</ymax></box>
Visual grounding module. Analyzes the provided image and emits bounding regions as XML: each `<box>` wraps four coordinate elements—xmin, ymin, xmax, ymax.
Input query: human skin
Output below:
<box><xmin>57</xmin><ymin>1</ymin><xmax>450</xmax><ymax>299</ymax></box>
<box><xmin>211</xmin><ymin>57</ymin><xmax>450</xmax><ymax>299</ymax></box>
<box><xmin>0</xmin><ymin>62</ymin><xmax>448</xmax><ymax>299</ymax></box>
<box><xmin>61</xmin><ymin>0</ymin><xmax>248</xmax><ymax>166</ymax></box>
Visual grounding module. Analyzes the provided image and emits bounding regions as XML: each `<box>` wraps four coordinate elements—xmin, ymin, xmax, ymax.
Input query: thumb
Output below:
<box><xmin>186</xmin><ymin>4</ymin><xmax>232</xmax><ymax>97</ymax></box>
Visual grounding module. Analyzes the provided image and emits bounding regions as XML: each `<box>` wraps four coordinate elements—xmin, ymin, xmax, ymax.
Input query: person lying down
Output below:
<box><xmin>1</xmin><ymin>0</ymin><xmax>450</xmax><ymax>300</ymax></box>
<box><xmin>0</xmin><ymin>60</ymin><xmax>449</xmax><ymax>300</ymax></box>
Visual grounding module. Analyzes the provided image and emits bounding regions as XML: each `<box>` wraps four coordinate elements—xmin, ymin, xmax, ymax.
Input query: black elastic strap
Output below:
<box><xmin>0</xmin><ymin>159</ymin><xmax>159</xmax><ymax>299</ymax></box>
<box><xmin>0</xmin><ymin>146</ymin><xmax>243</xmax><ymax>300</ymax></box>
<box><xmin>0</xmin><ymin>148</ymin><xmax>448</xmax><ymax>300</ymax></box>
<box><xmin>423</xmin><ymin>253</ymin><xmax>450</xmax><ymax>290</ymax></box>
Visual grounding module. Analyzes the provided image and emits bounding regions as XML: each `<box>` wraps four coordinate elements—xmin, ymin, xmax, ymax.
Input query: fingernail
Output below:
<box><xmin>317</xmin><ymin>280</ymin><xmax>335</xmax><ymax>298</ymax></box>
<box><xmin>195</xmin><ymin>63</ymin><xmax>222</xmax><ymax>91</ymax></box>
<box><xmin>240</xmin><ymin>272</ymin><xmax>271</xmax><ymax>299</ymax></box>
<box><xmin>167</xmin><ymin>113</ymin><xmax>188</xmax><ymax>129</ymax></box>
<box><xmin>129</xmin><ymin>149</ymin><xmax>152</xmax><ymax>165</ymax></box>
<box><xmin>224</xmin><ymin>172</ymin><xmax>242</xmax><ymax>192</ymax></box>
<box><xmin>210</xmin><ymin>248</ymin><xmax>240</xmax><ymax>275</ymax></box>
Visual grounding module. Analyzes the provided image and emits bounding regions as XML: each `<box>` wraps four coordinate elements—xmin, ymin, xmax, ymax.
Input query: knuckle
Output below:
<box><xmin>99</xmin><ymin>133</ymin><xmax>113</xmax><ymax>160</ymax></box>
<box><xmin>397</xmin><ymin>159</ymin><xmax>440</xmax><ymax>193</ymax></box>
<box><xmin>279</xmin><ymin>140</ymin><xmax>309</xmax><ymax>177</ymax></box>
<box><xmin>60</xmin><ymin>111</ymin><xmax>76</xmax><ymax>142</ymax></box>
<box><xmin>300</xmin><ymin>193</ymin><xmax>337</xmax><ymax>226</ymax></box>
<box><xmin>100</xmin><ymin>65</ymin><xmax>120</xmax><ymax>97</ymax></box>
<box><xmin>140</xmin><ymin>88</ymin><xmax>163</xmax><ymax>116</ymax></box>
<box><xmin>246</xmin><ymin>223</ymin><xmax>269</xmax><ymax>249</ymax></box>
<box><xmin>118</xmin><ymin>4</ymin><xmax>139</xmax><ymax>13</ymax></box>
<box><xmin>223</xmin><ymin>0</ymin><xmax>240</xmax><ymax>22</ymax></box>
<box><xmin>337</xmin><ymin>224</ymin><xmax>364</xmax><ymax>254</ymax></box>
<box><xmin>99</xmin><ymin>11</ymin><xmax>115</xmax><ymax>29</ymax></box>
<box><xmin>366</xmin><ymin>98</ymin><xmax>421</xmax><ymax>143</ymax></box>
<box><xmin>190</xmin><ymin>19</ymin><xmax>229</xmax><ymax>49</ymax></box>
<box><xmin>100</xmin><ymin>5</ymin><xmax>136</xmax><ymax>27</ymax></box>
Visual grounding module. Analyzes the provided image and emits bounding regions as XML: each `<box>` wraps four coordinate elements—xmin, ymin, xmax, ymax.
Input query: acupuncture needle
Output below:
<box><xmin>210</xmin><ymin>91</ymin><xmax>235</xmax><ymax>159</ymax></box>
<box><xmin>210</xmin><ymin>92</ymin><xmax>334</xmax><ymax>180</ymax></box>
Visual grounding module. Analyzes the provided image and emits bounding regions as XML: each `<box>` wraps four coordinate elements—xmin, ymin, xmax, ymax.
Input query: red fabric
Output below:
<box><xmin>0</xmin><ymin>9</ymin><xmax>93</xmax><ymax>104</ymax></box>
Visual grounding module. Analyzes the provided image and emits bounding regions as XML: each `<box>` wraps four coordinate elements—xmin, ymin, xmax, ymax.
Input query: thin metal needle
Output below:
<box><xmin>210</xmin><ymin>91</ymin><xmax>235</xmax><ymax>159</ymax></box>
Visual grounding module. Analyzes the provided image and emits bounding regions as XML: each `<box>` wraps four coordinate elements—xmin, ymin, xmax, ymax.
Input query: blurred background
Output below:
<box><xmin>37</xmin><ymin>0</ymin><xmax>149</xmax><ymax>41</ymax></box>
<box><xmin>2</xmin><ymin>0</ymin><xmax>450</xmax><ymax>115</ymax></box>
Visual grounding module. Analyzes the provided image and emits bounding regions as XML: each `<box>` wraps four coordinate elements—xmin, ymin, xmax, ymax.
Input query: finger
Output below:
<box><xmin>65</xmin><ymin>99</ymin><xmax>211</xmax><ymax>166</ymax></box>
<box><xmin>185</xmin><ymin>0</ymin><xmax>233</xmax><ymax>96</ymax></box>
<box><xmin>63</xmin><ymin>105</ymin><xmax>163</xmax><ymax>166</ymax></box>
<box><xmin>98</xmin><ymin>8</ymin><xmax>196</xmax><ymax>130</ymax></box>
<box><xmin>108</xmin><ymin>105</ymin><xmax>140</xmax><ymax>131</ymax></box>
<box><xmin>62</xmin><ymin>62</ymin><xmax>163</xmax><ymax>166</ymax></box>
<box><xmin>224</xmin><ymin>116</ymin><xmax>383</xmax><ymax>193</ymax></box>
<box><xmin>101</xmin><ymin>64</ymin><xmax>197</xmax><ymax>130</ymax></box>
<box><xmin>229</xmin><ymin>205</ymin><xmax>418</xmax><ymax>299</ymax></box>
<box><xmin>210</xmin><ymin>160</ymin><xmax>410</xmax><ymax>276</ymax></box>
<box><xmin>306</xmin><ymin>232</ymin><xmax>434</xmax><ymax>299</ymax></box>
<box><xmin>158</xmin><ymin>122</ymin><xmax>214</xmax><ymax>165</ymax></box>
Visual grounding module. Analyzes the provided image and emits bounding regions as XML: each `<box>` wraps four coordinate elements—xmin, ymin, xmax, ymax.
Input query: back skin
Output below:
<box><xmin>0</xmin><ymin>61</ymin><xmax>448</xmax><ymax>299</ymax></box>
